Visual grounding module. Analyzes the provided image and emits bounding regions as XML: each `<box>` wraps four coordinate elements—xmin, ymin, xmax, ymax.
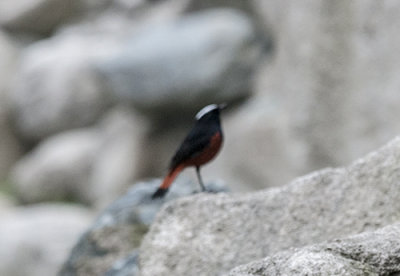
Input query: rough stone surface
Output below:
<box><xmin>229</xmin><ymin>223</ymin><xmax>400</xmax><ymax>276</ymax></box>
<box><xmin>0</xmin><ymin>0</ymin><xmax>82</xmax><ymax>34</ymax></box>
<box><xmin>9</xmin><ymin>31</ymin><xmax>115</xmax><ymax>142</ymax></box>
<box><xmin>96</xmin><ymin>8</ymin><xmax>261</xmax><ymax>118</ymax></box>
<box><xmin>0</xmin><ymin>204</ymin><xmax>92</xmax><ymax>276</ymax></box>
<box><xmin>11</xmin><ymin>128</ymin><xmax>102</xmax><ymax>204</ymax></box>
<box><xmin>60</xmin><ymin>178</ymin><xmax>227</xmax><ymax>276</ymax></box>
<box><xmin>139</xmin><ymin>136</ymin><xmax>400</xmax><ymax>276</ymax></box>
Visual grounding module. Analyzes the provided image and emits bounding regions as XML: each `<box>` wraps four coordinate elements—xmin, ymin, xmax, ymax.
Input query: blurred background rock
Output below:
<box><xmin>1</xmin><ymin>0</ymin><xmax>400</xmax><ymax>275</ymax></box>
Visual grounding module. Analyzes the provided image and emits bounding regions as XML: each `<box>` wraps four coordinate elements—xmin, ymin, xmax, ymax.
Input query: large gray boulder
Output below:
<box><xmin>0</xmin><ymin>0</ymin><xmax>82</xmax><ymax>34</ymax></box>
<box><xmin>60</xmin><ymin>178</ymin><xmax>227</xmax><ymax>276</ymax></box>
<box><xmin>229</xmin><ymin>223</ymin><xmax>400</xmax><ymax>276</ymax></box>
<box><xmin>11</xmin><ymin>128</ymin><xmax>102</xmax><ymax>204</ymax></box>
<box><xmin>9</xmin><ymin>31</ymin><xmax>114</xmax><ymax>141</ymax></box>
<box><xmin>11</xmin><ymin>107</ymin><xmax>144</xmax><ymax>206</ymax></box>
<box><xmin>139</xmin><ymin>136</ymin><xmax>400</xmax><ymax>276</ymax></box>
<box><xmin>0</xmin><ymin>204</ymin><xmax>92</xmax><ymax>276</ymax></box>
<box><xmin>96</xmin><ymin>8</ymin><xmax>261</xmax><ymax>117</ymax></box>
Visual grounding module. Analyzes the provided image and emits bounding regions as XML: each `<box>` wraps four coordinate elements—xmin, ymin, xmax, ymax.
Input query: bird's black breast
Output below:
<box><xmin>169</xmin><ymin>118</ymin><xmax>222</xmax><ymax>170</ymax></box>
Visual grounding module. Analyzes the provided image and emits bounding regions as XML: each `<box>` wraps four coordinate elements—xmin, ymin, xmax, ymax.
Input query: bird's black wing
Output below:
<box><xmin>169</xmin><ymin>125</ymin><xmax>211</xmax><ymax>170</ymax></box>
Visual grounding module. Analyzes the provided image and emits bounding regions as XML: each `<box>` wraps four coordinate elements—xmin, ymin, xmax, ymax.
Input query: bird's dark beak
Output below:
<box><xmin>218</xmin><ymin>103</ymin><xmax>227</xmax><ymax>110</ymax></box>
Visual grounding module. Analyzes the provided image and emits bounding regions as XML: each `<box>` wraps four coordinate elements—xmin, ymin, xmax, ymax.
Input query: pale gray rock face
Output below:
<box><xmin>252</xmin><ymin>0</ymin><xmax>400</xmax><ymax>173</ymax></box>
<box><xmin>11</xmin><ymin>107</ymin><xmax>145</xmax><ymax>207</ymax></box>
<box><xmin>0</xmin><ymin>0</ymin><xmax>82</xmax><ymax>34</ymax></box>
<box><xmin>228</xmin><ymin>223</ymin><xmax>400</xmax><ymax>276</ymax></box>
<box><xmin>9</xmin><ymin>32</ymin><xmax>115</xmax><ymax>142</ymax></box>
<box><xmin>96</xmin><ymin>8</ymin><xmax>261</xmax><ymax>117</ymax></box>
<box><xmin>139</xmin><ymin>136</ymin><xmax>400</xmax><ymax>276</ymax></box>
<box><xmin>0</xmin><ymin>204</ymin><xmax>92</xmax><ymax>276</ymax></box>
<box><xmin>11</xmin><ymin>129</ymin><xmax>102</xmax><ymax>204</ymax></box>
<box><xmin>206</xmin><ymin>0</ymin><xmax>400</xmax><ymax>192</ymax></box>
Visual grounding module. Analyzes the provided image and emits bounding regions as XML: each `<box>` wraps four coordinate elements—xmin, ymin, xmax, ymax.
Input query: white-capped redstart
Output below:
<box><xmin>152</xmin><ymin>103</ymin><xmax>226</xmax><ymax>198</ymax></box>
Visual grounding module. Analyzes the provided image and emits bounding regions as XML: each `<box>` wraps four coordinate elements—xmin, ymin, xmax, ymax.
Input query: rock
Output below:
<box><xmin>134</xmin><ymin>120</ymin><xmax>198</xmax><ymax>179</ymax></box>
<box><xmin>0</xmin><ymin>31</ymin><xmax>22</xmax><ymax>180</ymax></box>
<box><xmin>0</xmin><ymin>0</ymin><xmax>82</xmax><ymax>34</ymax></box>
<box><xmin>0</xmin><ymin>192</ymin><xmax>15</xmax><ymax>213</ymax></box>
<box><xmin>206</xmin><ymin>0</ymin><xmax>400</xmax><ymax>191</ymax></box>
<box><xmin>0</xmin><ymin>102</ymin><xmax>23</xmax><ymax>180</ymax></box>
<box><xmin>0</xmin><ymin>103</ymin><xmax>22</xmax><ymax>181</ymax></box>
<box><xmin>96</xmin><ymin>8</ymin><xmax>261</xmax><ymax>118</ymax></box>
<box><xmin>9</xmin><ymin>31</ymin><xmax>114</xmax><ymax>142</ymax></box>
<box><xmin>139</xmin><ymin>136</ymin><xmax>400</xmax><ymax>276</ymax></box>
<box><xmin>229</xmin><ymin>223</ymin><xmax>400</xmax><ymax>276</ymax></box>
<box><xmin>81</xmin><ymin>0</ymin><xmax>145</xmax><ymax>14</ymax></box>
<box><xmin>0</xmin><ymin>204</ymin><xmax>92</xmax><ymax>276</ymax></box>
<box><xmin>0</xmin><ymin>31</ymin><xmax>18</xmax><ymax>92</ymax></box>
<box><xmin>11</xmin><ymin>128</ymin><xmax>102</xmax><ymax>204</ymax></box>
<box><xmin>75</xmin><ymin>0</ymin><xmax>188</xmax><ymax>36</ymax></box>
<box><xmin>88</xmin><ymin>107</ymin><xmax>146</xmax><ymax>208</ymax></box>
<box><xmin>184</xmin><ymin>0</ymin><xmax>271</xmax><ymax>50</ymax></box>
<box><xmin>206</xmin><ymin>98</ymin><xmax>304</xmax><ymax>191</ymax></box>
<box><xmin>11</xmin><ymin>107</ymin><xmax>146</xmax><ymax>206</ymax></box>
<box><xmin>252</xmin><ymin>0</ymin><xmax>400</xmax><ymax>175</ymax></box>
<box><xmin>185</xmin><ymin>0</ymin><xmax>253</xmax><ymax>14</ymax></box>
<box><xmin>60</xmin><ymin>178</ymin><xmax>227</xmax><ymax>276</ymax></box>
<box><xmin>105</xmin><ymin>250</ymin><xmax>139</xmax><ymax>276</ymax></box>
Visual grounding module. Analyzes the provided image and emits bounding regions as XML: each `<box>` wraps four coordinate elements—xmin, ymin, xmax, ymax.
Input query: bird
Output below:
<box><xmin>152</xmin><ymin>103</ymin><xmax>226</xmax><ymax>199</ymax></box>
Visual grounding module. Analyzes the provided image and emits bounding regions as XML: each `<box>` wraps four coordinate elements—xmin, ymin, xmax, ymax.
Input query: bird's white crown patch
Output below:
<box><xmin>195</xmin><ymin>104</ymin><xmax>219</xmax><ymax>120</ymax></box>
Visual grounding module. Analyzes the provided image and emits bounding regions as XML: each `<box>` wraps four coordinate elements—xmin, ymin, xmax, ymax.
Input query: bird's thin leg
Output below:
<box><xmin>196</xmin><ymin>166</ymin><xmax>207</xmax><ymax>192</ymax></box>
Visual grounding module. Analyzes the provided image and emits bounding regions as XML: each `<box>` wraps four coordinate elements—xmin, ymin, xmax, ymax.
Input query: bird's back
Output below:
<box><xmin>169</xmin><ymin>117</ymin><xmax>222</xmax><ymax>170</ymax></box>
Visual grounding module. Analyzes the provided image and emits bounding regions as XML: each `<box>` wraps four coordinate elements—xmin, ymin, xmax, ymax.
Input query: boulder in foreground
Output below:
<box><xmin>229</xmin><ymin>223</ymin><xmax>400</xmax><ymax>276</ymax></box>
<box><xmin>139</xmin><ymin>136</ymin><xmax>400</xmax><ymax>275</ymax></box>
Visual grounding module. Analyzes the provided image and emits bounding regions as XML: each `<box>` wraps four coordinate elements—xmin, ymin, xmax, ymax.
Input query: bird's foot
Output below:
<box><xmin>191</xmin><ymin>187</ymin><xmax>221</xmax><ymax>195</ymax></box>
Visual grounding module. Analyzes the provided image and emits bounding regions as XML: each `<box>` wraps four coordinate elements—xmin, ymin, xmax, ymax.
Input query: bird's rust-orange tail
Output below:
<box><xmin>152</xmin><ymin>164</ymin><xmax>185</xmax><ymax>199</ymax></box>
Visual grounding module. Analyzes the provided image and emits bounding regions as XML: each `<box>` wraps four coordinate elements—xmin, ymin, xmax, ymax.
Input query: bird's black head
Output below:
<box><xmin>195</xmin><ymin>103</ymin><xmax>226</xmax><ymax>123</ymax></box>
